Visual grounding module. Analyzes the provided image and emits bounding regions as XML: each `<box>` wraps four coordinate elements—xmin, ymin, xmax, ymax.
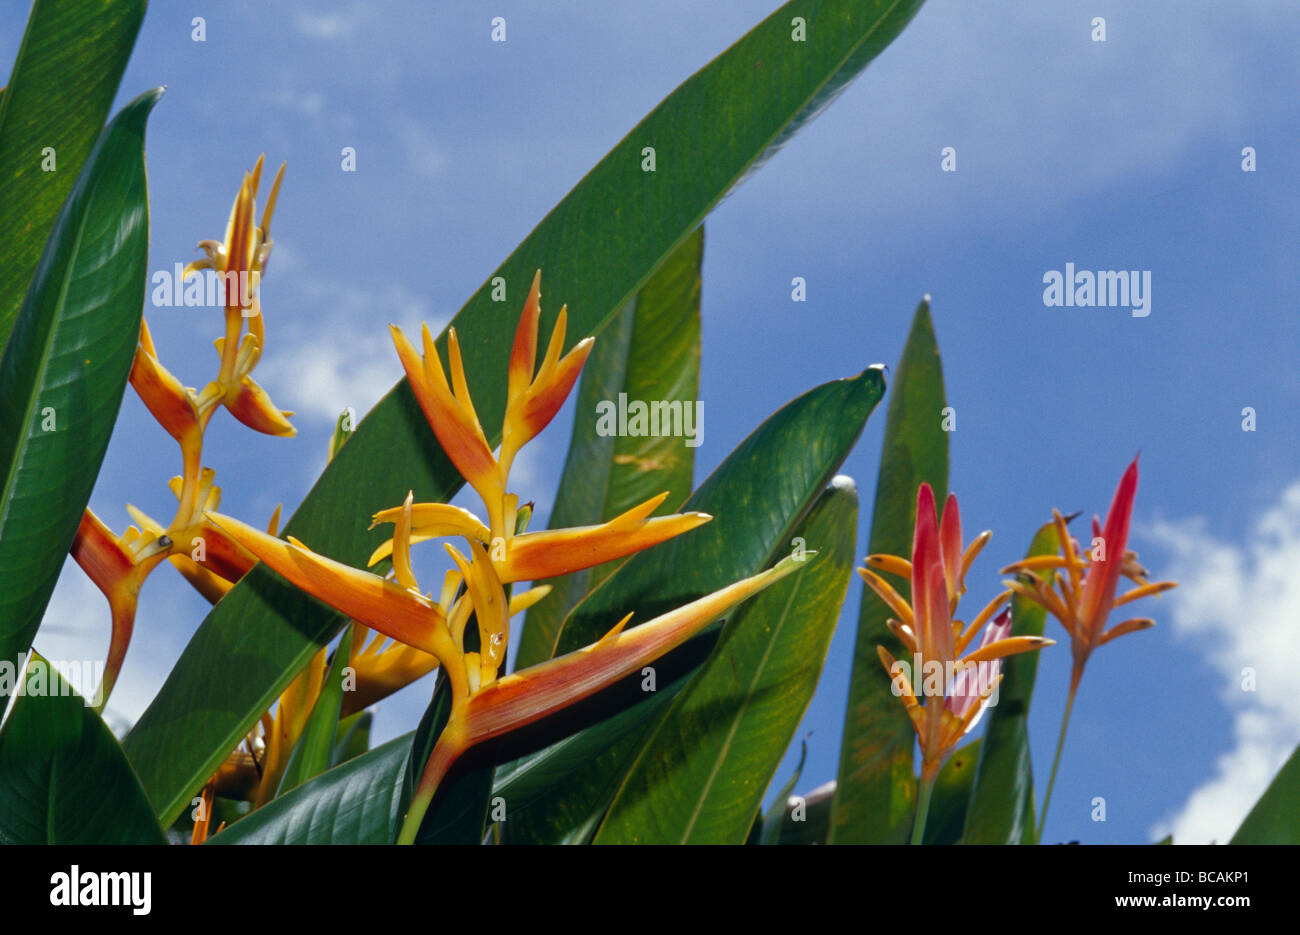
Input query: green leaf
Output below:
<box><xmin>962</xmin><ymin>520</ymin><xmax>1060</xmax><ymax>844</ymax></box>
<box><xmin>0</xmin><ymin>88</ymin><xmax>161</xmax><ymax>671</ymax></box>
<box><xmin>0</xmin><ymin>0</ymin><xmax>147</xmax><ymax>351</ymax></box>
<box><xmin>0</xmin><ymin>653</ymin><xmax>164</xmax><ymax>844</ymax></box>
<box><xmin>508</xmin><ymin>369</ymin><xmax>885</xmax><ymax>844</ymax></box>
<box><xmin>921</xmin><ymin>739</ymin><xmax>981</xmax><ymax>845</ymax></box>
<box><xmin>1230</xmin><ymin>743</ymin><xmax>1300</xmax><ymax>844</ymax></box>
<box><xmin>124</xmin><ymin>0</ymin><xmax>924</xmax><ymax>827</ymax></box>
<box><xmin>759</xmin><ymin>741</ymin><xmax>808</xmax><ymax>845</ymax></box>
<box><xmin>493</xmin><ymin>672</ymin><xmax>689</xmax><ymax>844</ymax></box>
<box><xmin>516</xmin><ymin>226</ymin><xmax>703</xmax><ymax>669</ymax></box>
<box><xmin>594</xmin><ymin>477</ymin><xmax>858</xmax><ymax>844</ymax></box>
<box><xmin>277</xmin><ymin>627</ymin><xmax>354</xmax><ymax>795</ymax></box>
<box><xmin>331</xmin><ymin>710</ymin><xmax>372</xmax><ymax>767</ymax></box>
<box><xmin>831</xmin><ymin>299</ymin><xmax>947</xmax><ymax>844</ymax></box>
<box><xmin>208</xmin><ymin>734</ymin><xmax>412</xmax><ymax>845</ymax></box>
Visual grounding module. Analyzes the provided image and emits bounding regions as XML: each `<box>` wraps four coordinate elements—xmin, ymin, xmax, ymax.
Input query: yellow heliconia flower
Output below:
<box><xmin>210</xmin><ymin>508</ymin><xmax>800</xmax><ymax>844</ymax></box>
<box><xmin>72</xmin><ymin>158</ymin><xmax>295</xmax><ymax>708</ymax></box>
<box><xmin>389</xmin><ymin>270</ymin><xmax>591</xmax><ymax>538</ymax></box>
<box><xmin>207</xmin><ymin>274</ymin><xmax>800</xmax><ymax>842</ymax></box>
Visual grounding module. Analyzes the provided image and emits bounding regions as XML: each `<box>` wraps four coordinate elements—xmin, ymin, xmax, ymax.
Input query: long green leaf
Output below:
<box><xmin>0</xmin><ymin>0</ymin><xmax>146</xmax><ymax>351</ymax></box>
<box><xmin>508</xmin><ymin>369</ymin><xmax>884</xmax><ymax>843</ymax></box>
<box><xmin>961</xmin><ymin>521</ymin><xmax>1060</xmax><ymax>844</ymax></box>
<box><xmin>594</xmin><ymin>477</ymin><xmax>858</xmax><ymax>844</ymax></box>
<box><xmin>0</xmin><ymin>653</ymin><xmax>164</xmax><ymax>844</ymax></box>
<box><xmin>0</xmin><ymin>88</ymin><xmax>160</xmax><ymax>670</ymax></box>
<box><xmin>124</xmin><ymin>0</ymin><xmax>925</xmax><ymax>827</ymax></box>
<box><xmin>277</xmin><ymin>627</ymin><xmax>354</xmax><ymax>795</ymax></box>
<box><xmin>516</xmin><ymin>226</ymin><xmax>703</xmax><ymax>669</ymax></box>
<box><xmin>831</xmin><ymin>298</ymin><xmax>947</xmax><ymax>844</ymax></box>
<box><xmin>207</xmin><ymin>734</ymin><xmax>412</xmax><ymax>845</ymax></box>
<box><xmin>1230</xmin><ymin>743</ymin><xmax>1300</xmax><ymax>844</ymax></box>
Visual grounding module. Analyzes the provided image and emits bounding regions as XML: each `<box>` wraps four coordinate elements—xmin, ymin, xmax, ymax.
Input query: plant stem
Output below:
<box><xmin>1037</xmin><ymin>684</ymin><xmax>1077</xmax><ymax>844</ymax></box>
<box><xmin>396</xmin><ymin>733</ymin><xmax>464</xmax><ymax>845</ymax></box>
<box><xmin>910</xmin><ymin>773</ymin><xmax>936</xmax><ymax>845</ymax></box>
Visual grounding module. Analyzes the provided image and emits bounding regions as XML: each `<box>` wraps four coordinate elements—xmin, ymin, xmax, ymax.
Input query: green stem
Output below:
<box><xmin>910</xmin><ymin>773</ymin><xmax>936</xmax><ymax>845</ymax></box>
<box><xmin>396</xmin><ymin>733</ymin><xmax>464</xmax><ymax>845</ymax></box>
<box><xmin>1037</xmin><ymin>685</ymin><xmax>1077</xmax><ymax>844</ymax></box>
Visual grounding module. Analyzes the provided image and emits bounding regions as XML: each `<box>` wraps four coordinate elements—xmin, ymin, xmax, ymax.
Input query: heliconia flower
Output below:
<box><xmin>1000</xmin><ymin>456</ymin><xmax>1176</xmax><ymax>696</ymax></box>
<box><xmin>72</xmin><ymin>158</ymin><xmax>296</xmax><ymax>712</ymax></box>
<box><xmin>861</xmin><ymin>484</ymin><xmax>1054</xmax><ymax>782</ymax></box>
<box><xmin>208</xmin><ymin>504</ymin><xmax>803</xmax><ymax>843</ymax></box>
<box><xmin>499</xmin><ymin>271</ymin><xmax>594</xmax><ymax>479</ymax></box>
<box><xmin>388</xmin><ymin>272</ymin><xmax>593</xmax><ymax>539</ymax></box>
<box><xmin>367</xmin><ymin>490</ymin><xmax>711</xmax><ymax>585</ymax></box>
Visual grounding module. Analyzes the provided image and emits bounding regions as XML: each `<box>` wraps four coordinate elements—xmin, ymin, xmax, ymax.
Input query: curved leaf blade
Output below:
<box><xmin>831</xmin><ymin>299</ymin><xmax>947</xmax><ymax>844</ymax></box>
<box><xmin>0</xmin><ymin>88</ymin><xmax>161</xmax><ymax>670</ymax></box>
<box><xmin>516</xmin><ymin>226</ymin><xmax>703</xmax><ymax>669</ymax></box>
<box><xmin>0</xmin><ymin>0</ymin><xmax>147</xmax><ymax>350</ymax></box>
<box><xmin>594</xmin><ymin>477</ymin><xmax>858</xmax><ymax>844</ymax></box>
<box><xmin>0</xmin><ymin>653</ymin><xmax>164</xmax><ymax>844</ymax></box>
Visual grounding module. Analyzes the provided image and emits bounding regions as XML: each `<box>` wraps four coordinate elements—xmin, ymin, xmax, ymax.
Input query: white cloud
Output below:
<box><xmin>293</xmin><ymin>9</ymin><xmax>357</xmax><ymax>41</ymax></box>
<box><xmin>274</xmin><ymin>88</ymin><xmax>326</xmax><ymax>117</ymax></box>
<box><xmin>395</xmin><ymin>116</ymin><xmax>446</xmax><ymax>179</ymax></box>
<box><xmin>1148</xmin><ymin>483</ymin><xmax>1300</xmax><ymax>843</ymax></box>
<box><xmin>257</xmin><ymin>276</ymin><xmax>443</xmax><ymax>424</ymax></box>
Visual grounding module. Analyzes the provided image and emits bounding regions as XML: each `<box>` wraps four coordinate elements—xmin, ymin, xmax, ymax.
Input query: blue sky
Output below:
<box><xmin>10</xmin><ymin>0</ymin><xmax>1299</xmax><ymax>844</ymax></box>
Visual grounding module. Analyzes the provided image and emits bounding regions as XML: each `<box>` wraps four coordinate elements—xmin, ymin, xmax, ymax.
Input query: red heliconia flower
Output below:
<box><xmin>860</xmin><ymin>484</ymin><xmax>1054</xmax><ymax>783</ymax></box>
<box><xmin>1001</xmin><ymin>456</ymin><xmax>1177</xmax><ymax>695</ymax></box>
